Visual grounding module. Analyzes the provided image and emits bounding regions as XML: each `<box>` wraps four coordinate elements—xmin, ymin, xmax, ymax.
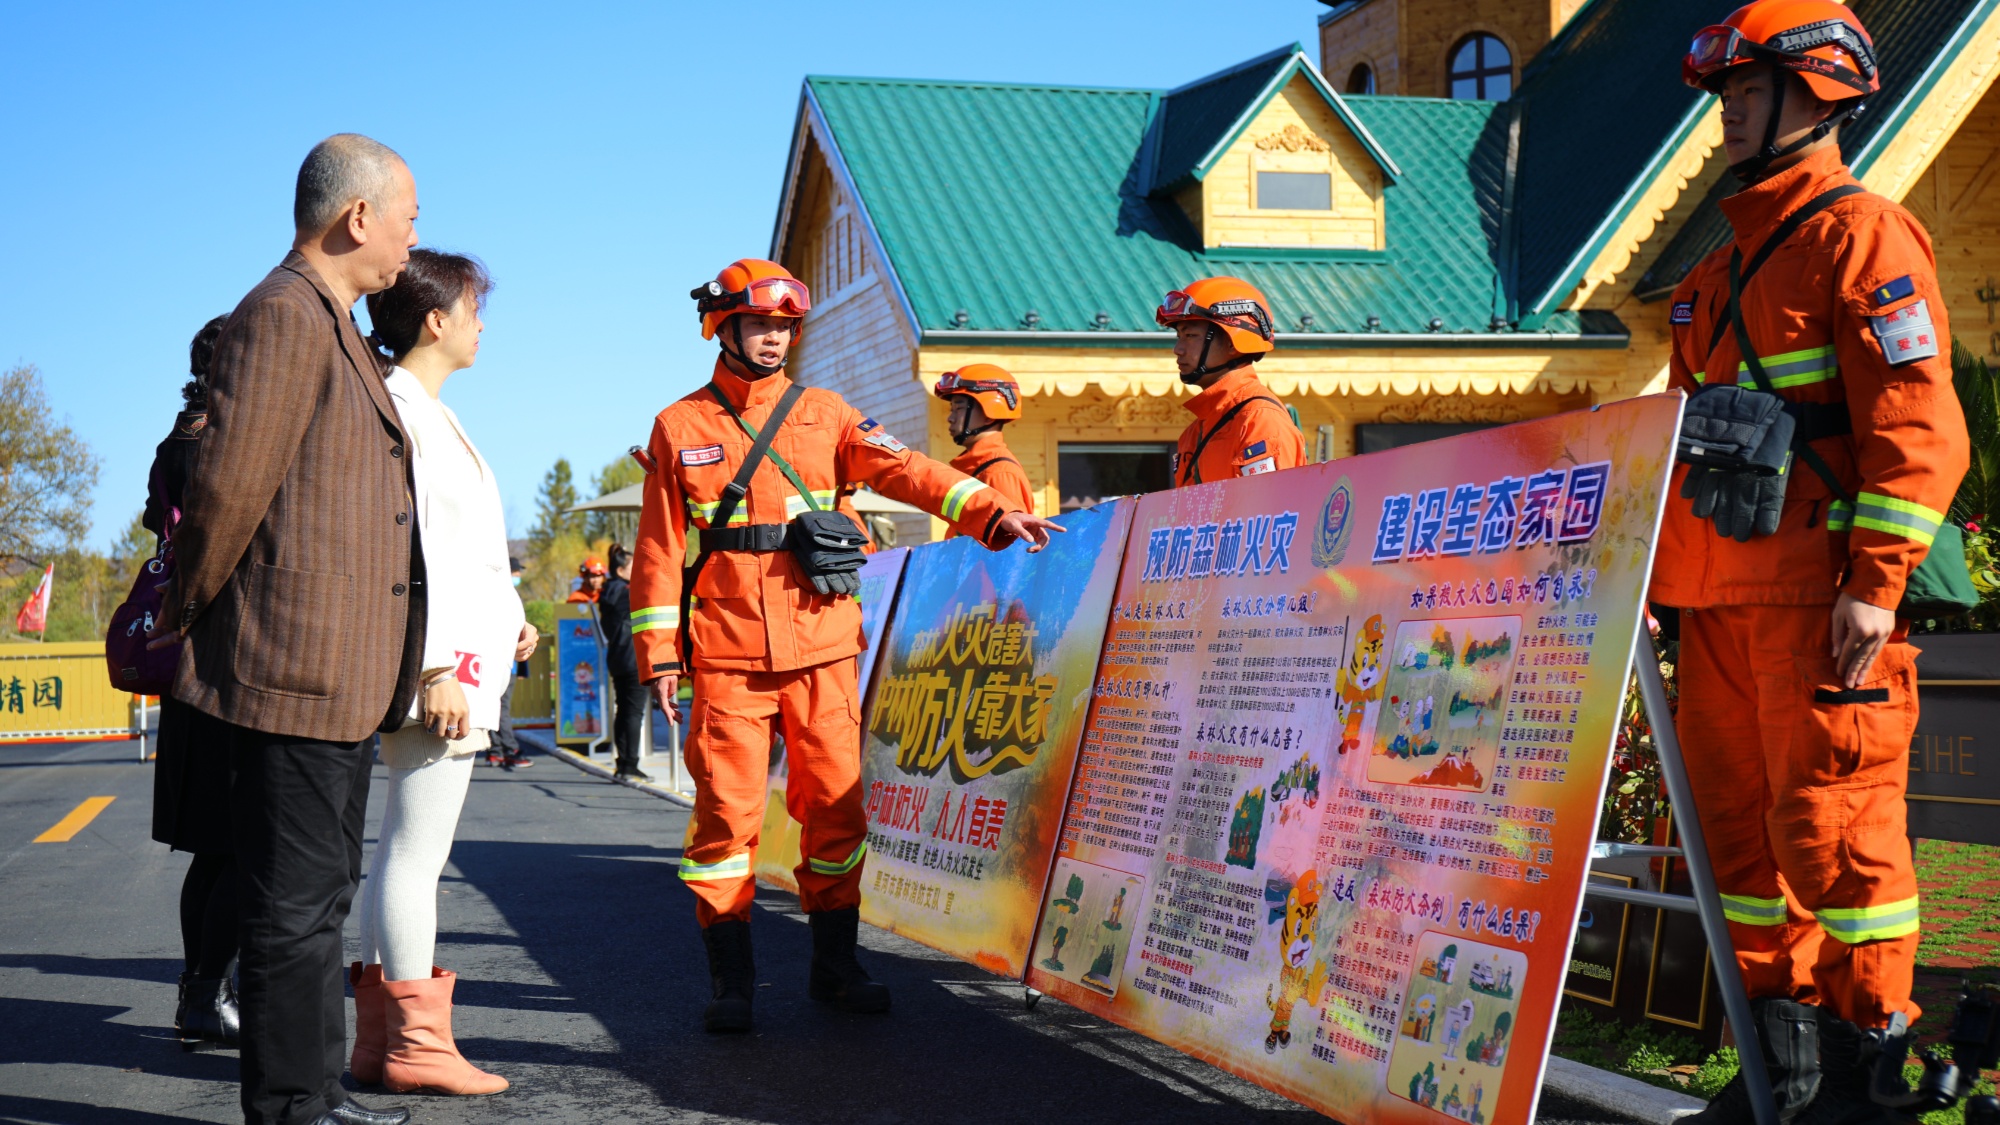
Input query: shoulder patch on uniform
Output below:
<box><xmin>680</xmin><ymin>444</ymin><xmax>724</xmax><ymax>466</ymax></box>
<box><xmin>1242</xmin><ymin>440</ymin><xmax>1268</xmax><ymax>459</ymax></box>
<box><xmin>864</xmin><ymin>430</ymin><xmax>907</xmax><ymax>454</ymax></box>
<box><xmin>1873</xmin><ymin>275</ymin><xmax>1916</xmax><ymax>307</ymax></box>
<box><xmin>1670</xmin><ymin>299</ymin><xmax>1695</xmax><ymax>325</ymax></box>
<box><xmin>1238</xmin><ymin>457</ymin><xmax>1277</xmax><ymax>477</ymax></box>
<box><xmin>857</xmin><ymin>417</ymin><xmax>879</xmax><ymax>432</ymax></box>
<box><xmin>1870</xmin><ymin>299</ymin><xmax>1938</xmax><ymax>366</ymax></box>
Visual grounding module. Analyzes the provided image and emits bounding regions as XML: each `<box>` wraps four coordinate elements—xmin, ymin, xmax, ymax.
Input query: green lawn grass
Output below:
<box><xmin>1548</xmin><ymin>840</ymin><xmax>2000</xmax><ymax>1122</ymax></box>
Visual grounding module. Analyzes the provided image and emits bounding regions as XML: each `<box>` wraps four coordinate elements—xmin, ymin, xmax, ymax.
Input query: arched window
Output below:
<box><xmin>1448</xmin><ymin>33</ymin><xmax>1512</xmax><ymax>100</ymax></box>
<box><xmin>1345</xmin><ymin>63</ymin><xmax>1375</xmax><ymax>95</ymax></box>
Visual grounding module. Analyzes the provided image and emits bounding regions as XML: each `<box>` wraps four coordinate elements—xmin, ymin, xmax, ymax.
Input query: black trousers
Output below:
<box><xmin>491</xmin><ymin>680</ymin><xmax>519</xmax><ymax>754</ymax></box>
<box><xmin>228</xmin><ymin>723</ymin><xmax>372</xmax><ymax>1125</ymax></box>
<box><xmin>610</xmin><ymin>672</ymin><xmax>647</xmax><ymax>770</ymax></box>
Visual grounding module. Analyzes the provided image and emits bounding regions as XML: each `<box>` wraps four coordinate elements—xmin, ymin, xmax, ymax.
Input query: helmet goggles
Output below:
<box><xmin>1158</xmin><ymin>290</ymin><xmax>1274</xmax><ymax>341</ymax></box>
<box><xmin>690</xmin><ymin>275</ymin><xmax>813</xmax><ymax>319</ymax></box>
<box><xmin>933</xmin><ymin>370</ymin><xmax>1019</xmax><ymax>412</ymax></box>
<box><xmin>1685</xmin><ymin>18</ymin><xmax>1875</xmax><ymax>91</ymax></box>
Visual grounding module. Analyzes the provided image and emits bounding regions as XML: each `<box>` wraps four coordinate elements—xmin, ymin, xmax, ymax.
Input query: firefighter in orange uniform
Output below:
<box><xmin>934</xmin><ymin>363</ymin><xmax>1036</xmax><ymax>535</ymax></box>
<box><xmin>629</xmin><ymin>259</ymin><xmax>1063</xmax><ymax>1034</ymax></box>
<box><xmin>1661</xmin><ymin>5</ymin><xmax>1969</xmax><ymax>1122</ymax></box>
<box><xmin>1157</xmin><ymin>277</ymin><xmax>1306</xmax><ymax>488</ymax></box>
<box><xmin>566</xmin><ymin>556</ymin><xmax>606</xmax><ymax>603</ymax></box>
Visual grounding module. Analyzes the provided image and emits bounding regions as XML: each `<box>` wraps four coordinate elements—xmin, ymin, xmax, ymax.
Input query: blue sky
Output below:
<box><xmin>5</xmin><ymin>2</ymin><xmax>1330</xmax><ymax>549</ymax></box>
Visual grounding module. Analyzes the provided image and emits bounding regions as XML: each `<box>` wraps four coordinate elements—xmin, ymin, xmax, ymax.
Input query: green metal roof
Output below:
<box><xmin>1507</xmin><ymin>0</ymin><xmax>1737</xmax><ymax>324</ymax></box>
<box><xmin>1145</xmin><ymin>44</ymin><xmax>1398</xmax><ymax>193</ymax></box>
<box><xmin>794</xmin><ymin>61</ymin><xmax>1611</xmax><ymax>346</ymax></box>
<box><xmin>1635</xmin><ymin>0</ymin><xmax>1997</xmax><ymax>300</ymax></box>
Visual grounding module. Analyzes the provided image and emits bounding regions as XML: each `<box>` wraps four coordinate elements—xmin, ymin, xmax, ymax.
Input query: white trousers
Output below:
<box><xmin>356</xmin><ymin>749</ymin><xmax>474</xmax><ymax>982</ymax></box>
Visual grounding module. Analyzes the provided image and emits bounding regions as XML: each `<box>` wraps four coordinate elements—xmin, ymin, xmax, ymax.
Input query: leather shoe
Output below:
<box><xmin>320</xmin><ymin>1097</ymin><xmax>411</xmax><ymax>1125</ymax></box>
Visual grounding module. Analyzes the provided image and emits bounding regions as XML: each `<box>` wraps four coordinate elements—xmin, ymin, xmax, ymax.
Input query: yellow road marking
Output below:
<box><xmin>34</xmin><ymin>797</ymin><xmax>116</xmax><ymax>843</ymax></box>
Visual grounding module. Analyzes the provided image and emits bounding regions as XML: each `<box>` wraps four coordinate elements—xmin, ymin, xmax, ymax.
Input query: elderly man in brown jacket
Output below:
<box><xmin>164</xmin><ymin>133</ymin><xmax>423</xmax><ymax>1125</ymax></box>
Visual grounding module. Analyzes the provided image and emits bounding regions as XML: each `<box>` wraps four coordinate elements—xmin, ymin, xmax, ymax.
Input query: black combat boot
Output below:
<box><xmin>1686</xmin><ymin>998</ymin><xmax>1821</xmax><ymax>1124</ymax></box>
<box><xmin>702</xmin><ymin>921</ymin><xmax>755</xmax><ymax>1033</ymax></box>
<box><xmin>808</xmin><ymin>907</ymin><xmax>890</xmax><ymax>1014</ymax></box>
<box><xmin>173</xmin><ymin>971</ymin><xmax>192</xmax><ymax>1041</ymax></box>
<box><xmin>1797</xmin><ymin>1010</ymin><xmax>1906</xmax><ymax>1125</ymax></box>
<box><xmin>180</xmin><ymin>971</ymin><xmax>241</xmax><ymax>1050</ymax></box>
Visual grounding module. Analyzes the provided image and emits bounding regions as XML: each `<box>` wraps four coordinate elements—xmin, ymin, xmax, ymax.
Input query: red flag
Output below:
<box><xmin>15</xmin><ymin>564</ymin><xmax>52</xmax><ymax>635</ymax></box>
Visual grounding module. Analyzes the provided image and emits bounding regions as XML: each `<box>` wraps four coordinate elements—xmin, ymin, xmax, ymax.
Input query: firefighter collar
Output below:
<box><xmin>708</xmin><ymin>357</ymin><xmax>795</xmax><ymax>411</ymax></box>
<box><xmin>1182</xmin><ymin>366</ymin><xmax>1268</xmax><ymax>421</ymax></box>
<box><xmin>1716</xmin><ymin>147</ymin><xmax>1852</xmax><ymax>251</ymax></box>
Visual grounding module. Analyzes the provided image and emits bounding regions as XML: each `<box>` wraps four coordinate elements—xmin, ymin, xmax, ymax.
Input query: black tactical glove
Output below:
<box><xmin>1679</xmin><ymin>385</ymin><xmax>1795</xmax><ymax>475</ymax></box>
<box><xmin>1681</xmin><ymin>458</ymin><xmax>1789</xmax><ymax>542</ymax></box>
<box><xmin>788</xmin><ymin>510</ymin><xmax>868</xmax><ymax>598</ymax></box>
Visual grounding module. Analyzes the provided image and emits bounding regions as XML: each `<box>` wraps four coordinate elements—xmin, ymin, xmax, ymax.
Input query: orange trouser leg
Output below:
<box><xmin>1682</xmin><ymin>606</ymin><xmax>1922</xmax><ymax>1028</ymax></box>
<box><xmin>681</xmin><ymin>669</ymin><xmax>782</xmax><ymax>925</ymax></box>
<box><xmin>781</xmin><ymin>659</ymin><xmax>868</xmax><ymax>914</ymax></box>
<box><xmin>1677</xmin><ymin>608</ymin><xmax>1822</xmax><ymax>1006</ymax></box>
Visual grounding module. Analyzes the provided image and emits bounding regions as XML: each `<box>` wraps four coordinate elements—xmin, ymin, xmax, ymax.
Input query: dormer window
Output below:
<box><xmin>1257</xmin><ymin>171</ymin><xmax>1333</xmax><ymax>210</ymax></box>
<box><xmin>1448</xmin><ymin>34</ymin><xmax>1512</xmax><ymax>100</ymax></box>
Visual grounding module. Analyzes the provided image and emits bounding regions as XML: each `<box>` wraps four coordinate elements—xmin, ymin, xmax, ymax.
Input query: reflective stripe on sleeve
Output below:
<box><xmin>1719</xmin><ymin>893</ymin><xmax>1788</xmax><ymax>927</ymax></box>
<box><xmin>1816</xmin><ymin>896</ymin><xmax>1919</xmax><ymax>943</ymax></box>
<box><xmin>784</xmin><ymin>490</ymin><xmax>839</xmax><ymax>519</ymax></box>
<box><xmin>1849</xmin><ymin>492</ymin><xmax>1944</xmax><ymax>547</ymax></box>
<box><xmin>1826</xmin><ymin>499</ymin><xmax>1855</xmax><ymax>532</ymax></box>
<box><xmin>939</xmin><ymin>478</ymin><xmax>989</xmax><ymax>521</ymax></box>
<box><xmin>807</xmin><ymin>841</ymin><xmax>867</xmax><ymax>877</ymax></box>
<box><xmin>630</xmin><ymin>606</ymin><xmax>680</xmax><ymax>634</ymax></box>
<box><xmin>678</xmin><ymin>852</ymin><xmax>752</xmax><ymax>883</ymax></box>
<box><xmin>1738</xmin><ymin>344</ymin><xmax>1838</xmax><ymax>389</ymax></box>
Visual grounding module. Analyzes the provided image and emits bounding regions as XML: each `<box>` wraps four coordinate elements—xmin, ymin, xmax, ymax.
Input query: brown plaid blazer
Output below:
<box><xmin>168</xmin><ymin>252</ymin><xmax>427</xmax><ymax>742</ymax></box>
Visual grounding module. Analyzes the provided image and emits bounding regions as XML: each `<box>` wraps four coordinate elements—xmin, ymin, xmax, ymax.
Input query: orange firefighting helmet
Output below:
<box><xmin>1156</xmin><ymin>276</ymin><xmax>1276</xmax><ymax>356</ymax></box>
<box><xmin>1683</xmin><ymin>0</ymin><xmax>1878</xmax><ymax>101</ymax></box>
<box><xmin>579</xmin><ymin>556</ymin><xmax>607</xmax><ymax>577</ymax></box>
<box><xmin>691</xmin><ymin>259</ymin><xmax>812</xmax><ymax>341</ymax></box>
<box><xmin>933</xmin><ymin>363</ymin><xmax>1022</xmax><ymax>421</ymax></box>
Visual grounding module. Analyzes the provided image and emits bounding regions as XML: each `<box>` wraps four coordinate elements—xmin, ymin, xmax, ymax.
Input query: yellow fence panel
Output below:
<box><xmin>0</xmin><ymin>642</ymin><xmax>136</xmax><ymax>742</ymax></box>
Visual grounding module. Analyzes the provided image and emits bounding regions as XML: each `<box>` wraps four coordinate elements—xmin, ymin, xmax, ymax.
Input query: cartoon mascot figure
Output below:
<box><xmin>1336</xmin><ymin>614</ymin><xmax>1387</xmax><ymax>754</ymax></box>
<box><xmin>1265</xmin><ymin>870</ymin><xmax>1328</xmax><ymax>1053</ymax></box>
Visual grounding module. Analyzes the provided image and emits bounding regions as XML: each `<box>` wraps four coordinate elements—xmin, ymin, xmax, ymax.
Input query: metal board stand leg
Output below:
<box><xmin>1588</xmin><ymin>640</ymin><xmax>1778</xmax><ymax>1125</ymax></box>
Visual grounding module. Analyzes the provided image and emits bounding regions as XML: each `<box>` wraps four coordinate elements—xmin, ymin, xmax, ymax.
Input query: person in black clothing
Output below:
<box><xmin>147</xmin><ymin>314</ymin><xmax>243</xmax><ymax>1051</ymax></box>
<box><xmin>484</xmin><ymin>556</ymin><xmax>534</xmax><ymax>770</ymax></box>
<box><xmin>598</xmin><ymin>544</ymin><xmax>650</xmax><ymax>781</ymax></box>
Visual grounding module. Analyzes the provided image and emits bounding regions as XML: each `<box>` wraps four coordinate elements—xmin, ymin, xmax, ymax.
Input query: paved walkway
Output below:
<box><xmin>0</xmin><ymin>735</ymin><xmax>1626</xmax><ymax>1124</ymax></box>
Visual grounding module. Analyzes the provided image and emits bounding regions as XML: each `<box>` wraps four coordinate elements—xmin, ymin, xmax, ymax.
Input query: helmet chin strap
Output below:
<box><xmin>722</xmin><ymin>317</ymin><xmax>787</xmax><ymax>378</ymax></box>
<box><xmin>1729</xmin><ymin>71</ymin><xmax>1860</xmax><ymax>182</ymax></box>
<box><xmin>1179</xmin><ymin>324</ymin><xmax>1257</xmax><ymax>386</ymax></box>
<box><xmin>951</xmin><ymin>414</ymin><xmax>1002</xmax><ymax>445</ymax></box>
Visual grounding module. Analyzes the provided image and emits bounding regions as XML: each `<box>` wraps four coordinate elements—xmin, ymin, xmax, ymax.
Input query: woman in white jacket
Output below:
<box><xmin>350</xmin><ymin>250</ymin><xmax>535</xmax><ymax>1097</ymax></box>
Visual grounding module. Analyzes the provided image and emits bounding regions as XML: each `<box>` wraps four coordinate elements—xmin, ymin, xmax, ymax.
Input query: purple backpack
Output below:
<box><xmin>105</xmin><ymin>460</ymin><xmax>181</xmax><ymax>695</ymax></box>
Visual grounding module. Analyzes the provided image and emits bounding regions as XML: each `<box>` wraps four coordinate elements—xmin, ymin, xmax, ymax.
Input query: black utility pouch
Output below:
<box><xmin>788</xmin><ymin>509</ymin><xmax>869</xmax><ymax>595</ymax></box>
<box><xmin>1679</xmin><ymin>384</ymin><xmax>1796</xmax><ymax>475</ymax></box>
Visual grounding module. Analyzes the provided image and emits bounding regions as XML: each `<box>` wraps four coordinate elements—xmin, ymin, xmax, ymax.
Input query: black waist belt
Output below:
<box><xmin>1789</xmin><ymin>401</ymin><xmax>1852</xmax><ymax>444</ymax></box>
<box><xmin>701</xmin><ymin>524</ymin><xmax>788</xmax><ymax>552</ymax></box>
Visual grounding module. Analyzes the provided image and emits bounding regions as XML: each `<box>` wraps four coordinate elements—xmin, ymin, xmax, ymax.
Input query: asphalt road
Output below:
<box><xmin>0</xmin><ymin>733</ymin><xmax>1637</xmax><ymax>1125</ymax></box>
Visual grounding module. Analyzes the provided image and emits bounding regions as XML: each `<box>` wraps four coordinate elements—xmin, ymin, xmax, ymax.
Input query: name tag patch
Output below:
<box><xmin>864</xmin><ymin>430</ymin><xmax>907</xmax><ymax>454</ymax></box>
<box><xmin>1873</xmin><ymin>275</ymin><xmax>1916</xmax><ymax>307</ymax></box>
<box><xmin>1670</xmin><ymin>300</ymin><xmax>1695</xmax><ymax>325</ymax></box>
<box><xmin>1869</xmin><ymin>299</ymin><xmax>1938</xmax><ymax>366</ymax></box>
<box><xmin>1238</xmin><ymin>456</ymin><xmax>1277</xmax><ymax>477</ymax></box>
<box><xmin>681</xmin><ymin>444</ymin><xmax>725</xmax><ymax>466</ymax></box>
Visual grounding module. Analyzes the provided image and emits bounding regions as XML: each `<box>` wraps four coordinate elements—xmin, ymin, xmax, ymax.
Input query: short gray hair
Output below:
<box><xmin>293</xmin><ymin>133</ymin><xmax>405</xmax><ymax>234</ymax></box>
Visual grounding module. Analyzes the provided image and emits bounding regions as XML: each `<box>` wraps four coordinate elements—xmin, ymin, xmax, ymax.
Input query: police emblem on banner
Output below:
<box><xmin>1312</xmin><ymin>476</ymin><xmax>1356</xmax><ymax>567</ymax></box>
